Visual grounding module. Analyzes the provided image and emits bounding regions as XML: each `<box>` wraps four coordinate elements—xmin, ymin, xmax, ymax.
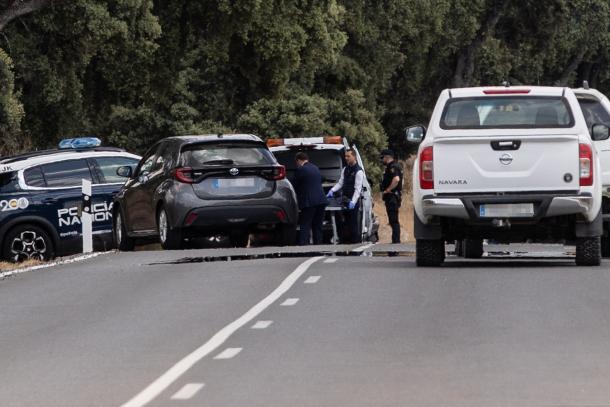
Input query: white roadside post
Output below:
<box><xmin>82</xmin><ymin>178</ymin><xmax>93</xmax><ymax>253</ymax></box>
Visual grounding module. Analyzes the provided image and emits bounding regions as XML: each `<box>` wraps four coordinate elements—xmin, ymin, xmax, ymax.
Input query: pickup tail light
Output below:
<box><xmin>419</xmin><ymin>146</ymin><xmax>434</xmax><ymax>189</ymax></box>
<box><xmin>579</xmin><ymin>143</ymin><xmax>593</xmax><ymax>186</ymax></box>
<box><xmin>174</xmin><ymin>167</ymin><xmax>194</xmax><ymax>184</ymax></box>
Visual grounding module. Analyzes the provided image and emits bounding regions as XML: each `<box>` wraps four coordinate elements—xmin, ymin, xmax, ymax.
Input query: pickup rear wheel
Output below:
<box><xmin>463</xmin><ymin>239</ymin><xmax>484</xmax><ymax>259</ymax></box>
<box><xmin>416</xmin><ymin>239</ymin><xmax>445</xmax><ymax>267</ymax></box>
<box><xmin>575</xmin><ymin>237</ymin><xmax>601</xmax><ymax>266</ymax></box>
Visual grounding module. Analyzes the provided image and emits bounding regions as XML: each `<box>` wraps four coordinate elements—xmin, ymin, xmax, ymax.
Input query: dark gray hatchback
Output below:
<box><xmin>113</xmin><ymin>134</ymin><xmax>298</xmax><ymax>250</ymax></box>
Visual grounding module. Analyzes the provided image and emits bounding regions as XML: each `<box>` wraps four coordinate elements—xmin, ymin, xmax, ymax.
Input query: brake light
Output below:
<box><xmin>272</xmin><ymin>165</ymin><xmax>286</xmax><ymax>180</ymax></box>
<box><xmin>579</xmin><ymin>143</ymin><xmax>593</xmax><ymax>186</ymax></box>
<box><xmin>483</xmin><ymin>89</ymin><xmax>531</xmax><ymax>95</ymax></box>
<box><xmin>419</xmin><ymin>146</ymin><xmax>433</xmax><ymax>189</ymax></box>
<box><xmin>174</xmin><ymin>167</ymin><xmax>194</xmax><ymax>184</ymax></box>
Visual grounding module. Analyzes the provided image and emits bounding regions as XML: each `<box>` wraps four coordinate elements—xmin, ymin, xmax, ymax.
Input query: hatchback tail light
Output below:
<box><xmin>263</xmin><ymin>166</ymin><xmax>286</xmax><ymax>181</ymax></box>
<box><xmin>419</xmin><ymin>146</ymin><xmax>434</xmax><ymax>189</ymax></box>
<box><xmin>579</xmin><ymin>143</ymin><xmax>593</xmax><ymax>186</ymax></box>
<box><xmin>173</xmin><ymin>167</ymin><xmax>194</xmax><ymax>184</ymax></box>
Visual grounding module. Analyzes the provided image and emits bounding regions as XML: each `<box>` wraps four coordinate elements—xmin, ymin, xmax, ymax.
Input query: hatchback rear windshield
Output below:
<box><xmin>180</xmin><ymin>142</ymin><xmax>276</xmax><ymax>167</ymax></box>
<box><xmin>441</xmin><ymin>96</ymin><xmax>574</xmax><ymax>129</ymax></box>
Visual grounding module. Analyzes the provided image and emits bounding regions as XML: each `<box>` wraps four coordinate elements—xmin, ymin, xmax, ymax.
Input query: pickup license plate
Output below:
<box><xmin>479</xmin><ymin>203</ymin><xmax>534</xmax><ymax>218</ymax></box>
<box><xmin>212</xmin><ymin>178</ymin><xmax>256</xmax><ymax>188</ymax></box>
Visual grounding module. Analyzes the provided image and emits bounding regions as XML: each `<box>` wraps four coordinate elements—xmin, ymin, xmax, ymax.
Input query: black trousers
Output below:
<box><xmin>344</xmin><ymin>202</ymin><xmax>361</xmax><ymax>244</ymax></box>
<box><xmin>298</xmin><ymin>204</ymin><xmax>326</xmax><ymax>245</ymax></box>
<box><xmin>385</xmin><ymin>197</ymin><xmax>401</xmax><ymax>244</ymax></box>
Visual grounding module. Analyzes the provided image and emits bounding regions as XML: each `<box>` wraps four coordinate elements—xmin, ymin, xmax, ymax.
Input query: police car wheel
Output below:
<box><xmin>3</xmin><ymin>224</ymin><xmax>54</xmax><ymax>262</ymax></box>
<box><xmin>114</xmin><ymin>210</ymin><xmax>135</xmax><ymax>251</ymax></box>
<box><xmin>158</xmin><ymin>207</ymin><xmax>182</xmax><ymax>250</ymax></box>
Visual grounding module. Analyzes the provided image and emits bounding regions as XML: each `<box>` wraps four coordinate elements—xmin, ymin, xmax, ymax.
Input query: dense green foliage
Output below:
<box><xmin>1</xmin><ymin>0</ymin><xmax>610</xmax><ymax>173</ymax></box>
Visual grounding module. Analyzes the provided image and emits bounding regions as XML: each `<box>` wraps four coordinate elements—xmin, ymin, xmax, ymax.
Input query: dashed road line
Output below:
<box><xmin>281</xmin><ymin>298</ymin><xmax>299</xmax><ymax>306</ymax></box>
<box><xmin>214</xmin><ymin>347</ymin><xmax>242</xmax><ymax>360</ymax></box>
<box><xmin>251</xmin><ymin>320</ymin><xmax>273</xmax><ymax>329</ymax></box>
<box><xmin>170</xmin><ymin>383</ymin><xmax>205</xmax><ymax>400</ymax></box>
<box><xmin>121</xmin><ymin>256</ymin><xmax>323</xmax><ymax>407</ymax></box>
<box><xmin>323</xmin><ymin>258</ymin><xmax>338</xmax><ymax>264</ymax></box>
<box><xmin>304</xmin><ymin>276</ymin><xmax>321</xmax><ymax>284</ymax></box>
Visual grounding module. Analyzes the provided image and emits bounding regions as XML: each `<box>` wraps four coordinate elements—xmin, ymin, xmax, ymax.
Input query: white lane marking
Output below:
<box><xmin>214</xmin><ymin>347</ymin><xmax>242</xmax><ymax>360</ymax></box>
<box><xmin>280</xmin><ymin>298</ymin><xmax>299</xmax><ymax>306</ymax></box>
<box><xmin>323</xmin><ymin>258</ymin><xmax>338</xmax><ymax>264</ymax></box>
<box><xmin>251</xmin><ymin>320</ymin><xmax>273</xmax><ymax>329</ymax></box>
<box><xmin>304</xmin><ymin>276</ymin><xmax>321</xmax><ymax>284</ymax></box>
<box><xmin>121</xmin><ymin>256</ymin><xmax>322</xmax><ymax>407</ymax></box>
<box><xmin>170</xmin><ymin>383</ymin><xmax>205</xmax><ymax>400</ymax></box>
<box><xmin>353</xmin><ymin>243</ymin><xmax>374</xmax><ymax>252</ymax></box>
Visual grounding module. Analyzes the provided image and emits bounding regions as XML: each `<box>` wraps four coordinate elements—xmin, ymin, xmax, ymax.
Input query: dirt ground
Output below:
<box><xmin>0</xmin><ymin>259</ymin><xmax>42</xmax><ymax>272</ymax></box>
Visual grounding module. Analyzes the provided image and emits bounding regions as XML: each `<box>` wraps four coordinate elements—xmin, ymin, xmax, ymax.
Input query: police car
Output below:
<box><xmin>267</xmin><ymin>136</ymin><xmax>379</xmax><ymax>243</ymax></box>
<box><xmin>0</xmin><ymin>138</ymin><xmax>140</xmax><ymax>262</ymax></box>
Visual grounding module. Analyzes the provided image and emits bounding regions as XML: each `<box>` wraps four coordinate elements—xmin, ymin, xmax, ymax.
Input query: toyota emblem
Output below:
<box><xmin>499</xmin><ymin>153</ymin><xmax>513</xmax><ymax>165</ymax></box>
<box><xmin>229</xmin><ymin>167</ymin><xmax>239</xmax><ymax>176</ymax></box>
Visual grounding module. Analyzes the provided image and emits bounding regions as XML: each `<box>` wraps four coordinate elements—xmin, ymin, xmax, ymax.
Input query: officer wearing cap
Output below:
<box><xmin>380</xmin><ymin>149</ymin><xmax>402</xmax><ymax>244</ymax></box>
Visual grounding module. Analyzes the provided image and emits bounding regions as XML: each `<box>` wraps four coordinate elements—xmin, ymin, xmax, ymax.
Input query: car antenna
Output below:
<box><xmin>583</xmin><ymin>80</ymin><xmax>590</xmax><ymax>90</ymax></box>
<box><xmin>502</xmin><ymin>81</ymin><xmax>510</xmax><ymax>88</ymax></box>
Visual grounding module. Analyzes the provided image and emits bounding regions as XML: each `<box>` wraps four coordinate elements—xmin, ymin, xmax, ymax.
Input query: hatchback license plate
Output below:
<box><xmin>479</xmin><ymin>203</ymin><xmax>534</xmax><ymax>218</ymax></box>
<box><xmin>213</xmin><ymin>178</ymin><xmax>255</xmax><ymax>188</ymax></box>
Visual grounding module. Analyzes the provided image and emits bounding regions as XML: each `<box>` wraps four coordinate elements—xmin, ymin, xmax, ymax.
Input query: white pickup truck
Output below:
<box><xmin>408</xmin><ymin>86</ymin><xmax>607</xmax><ymax>267</ymax></box>
<box><xmin>574</xmin><ymin>85</ymin><xmax>610</xmax><ymax>256</ymax></box>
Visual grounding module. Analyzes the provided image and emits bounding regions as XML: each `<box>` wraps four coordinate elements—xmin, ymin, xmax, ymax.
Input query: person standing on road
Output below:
<box><xmin>293</xmin><ymin>152</ymin><xmax>328</xmax><ymax>245</ymax></box>
<box><xmin>326</xmin><ymin>149</ymin><xmax>364</xmax><ymax>243</ymax></box>
<box><xmin>380</xmin><ymin>149</ymin><xmax>403</xmax><ymax>245</ymax></box>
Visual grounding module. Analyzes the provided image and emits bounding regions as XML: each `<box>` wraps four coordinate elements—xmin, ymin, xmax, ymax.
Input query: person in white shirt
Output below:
<box><xmin>326</xmin><ymin>149</ymin><xmax>364</xmax><ymax>243</ymax></box>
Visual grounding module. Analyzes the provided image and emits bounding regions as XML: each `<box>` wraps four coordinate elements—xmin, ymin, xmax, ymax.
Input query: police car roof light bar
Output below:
<box><xmin>58</xmin><ymin>137</ymin><xmax>102</xmax><ymax>150</ymax></box>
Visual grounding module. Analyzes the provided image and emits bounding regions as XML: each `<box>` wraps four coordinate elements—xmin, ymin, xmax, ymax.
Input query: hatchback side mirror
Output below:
<box><xmin>406</xmin><ymin>125</ymin><xmax>426</xmax><ymax>144</ymax></box>
<box><xmin>116</xmin><ymin>166</ymin><xmax>133</xmax><ymax>178</ymax></box>
<box><xmin>592</xmin><ymin>124</ymin><xmax>610</xmax><ymax>141</ymax></box>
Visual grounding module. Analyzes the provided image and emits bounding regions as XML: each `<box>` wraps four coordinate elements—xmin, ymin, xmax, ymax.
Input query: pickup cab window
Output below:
<box><xmin>441</xmin><ymin>97</ymin><xmax>574</xmax><ymax>129</ymax></box>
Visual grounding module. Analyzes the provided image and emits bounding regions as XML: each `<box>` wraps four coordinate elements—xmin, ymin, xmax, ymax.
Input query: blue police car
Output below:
<box><xmin>0</xmin><ymin>138</ymin><xmax>140</xmax><ymax>261</ymax></box>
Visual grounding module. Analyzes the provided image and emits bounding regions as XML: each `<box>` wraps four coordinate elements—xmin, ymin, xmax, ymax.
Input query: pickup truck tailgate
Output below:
<box><xmin>433</xmin><ymin>135</ymin><xmax>580</xmax><ymax>193</ymax></box>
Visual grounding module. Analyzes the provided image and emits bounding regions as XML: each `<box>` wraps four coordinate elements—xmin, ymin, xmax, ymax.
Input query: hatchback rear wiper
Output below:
<box><xmin>201</xmin><ymin>159</ymin><xmax>235</xmax><ymax>165</ymax></box>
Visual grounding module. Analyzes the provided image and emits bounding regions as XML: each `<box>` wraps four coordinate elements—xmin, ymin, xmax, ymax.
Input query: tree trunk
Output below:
<box><xmin>0</xmin><ymin>0</ymin><xmax>57</xmax><ymax>31</ymax></box>
<box><xmin>452</xmin><ymin>0</ymin><xmax>512</xmax><ymax>88</ymax></box>
<box><xmin>557</xmin><ymin>48</ymin><xmax>586</xmax><ymax>86</ymax></box>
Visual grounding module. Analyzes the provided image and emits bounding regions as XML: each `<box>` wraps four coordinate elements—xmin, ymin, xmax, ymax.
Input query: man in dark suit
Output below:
<box><xmin>293</xmin><ymin>151</ymin><xmax>328</xmax><ymax>245</ymax></box>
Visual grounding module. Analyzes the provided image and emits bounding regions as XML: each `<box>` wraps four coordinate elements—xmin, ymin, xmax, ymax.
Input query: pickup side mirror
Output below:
<box><xmin>592</xmin><ymin>124</ymin><xmax>610</xmax><ymax>141</ymax></box>
<box><xmin>406</xmin><ymin>125</ymin><xmax>426</xmax><ymax>144</ymax></box>
<box><xmin>116</xmin><ymin>165</ymin><xmax>133</xmax><ymax>178</ymax></box>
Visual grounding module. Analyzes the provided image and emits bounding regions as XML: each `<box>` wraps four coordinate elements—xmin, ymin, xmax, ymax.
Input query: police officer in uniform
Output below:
<box><xmin>327</xmin><ymin>149</ymin><xmax>364</xmax><ymax>243</ymax></box>
<box><xmin>380</xmin><ymin>149</ymin><xmax>402</xmax><ymax>244</ymax></box>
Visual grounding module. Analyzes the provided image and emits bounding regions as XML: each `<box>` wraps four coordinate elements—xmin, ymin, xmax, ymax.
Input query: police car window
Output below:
<box><xmin>24</xmin><ymin>166</ymin><xmax>45</xmax><ymax>187</ymax></box>
<box><xmin>0</xmin><ymin>171</ymin><xmax>20</xmax><ymax>193</ymax></box>
<box><xmin>41</xmin><ymin>159</ymin><xmax>93</xmax><ymax>187</ymax></box>
<box><xmin>95</xmin><ymin>157</ymin><xmax>139</xmax><ymax>183</ymax></box>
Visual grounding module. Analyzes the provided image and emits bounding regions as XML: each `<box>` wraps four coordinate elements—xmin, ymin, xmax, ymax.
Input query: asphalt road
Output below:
<box><xmin>1</xmin><ymin>246</ymin><xmax>610</xmax><ymax>407</ymax></box>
